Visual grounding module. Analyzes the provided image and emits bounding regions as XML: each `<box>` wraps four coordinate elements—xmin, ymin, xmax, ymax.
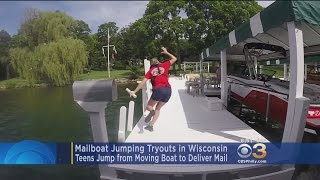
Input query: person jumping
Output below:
<box><xmin>129</xmin><ymin>47</ymin><xmax>177</xmax><ymax>132</ymax></box>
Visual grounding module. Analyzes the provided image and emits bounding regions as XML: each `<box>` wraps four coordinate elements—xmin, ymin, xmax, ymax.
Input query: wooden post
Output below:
<box><xmin>118</xmin><ymin>106</ymin><xmax>127</xmax><ymax>142</ymax></box>
<box><xmin>183</xmin><ymin>62</ymin><xmax>186</xmax><ymax>71</ymax></box>
<box><xmin>142</xmin><ymin>59</ymin><xmax>151</xmax><ymax>111</ymax></box>
<box><xmin>221</xmin><ymin>50</ymin><xmax>227</xmax><ymax>107</ymax></box>
<box><xmin>282</xmin><ymin>21</ymin><xmax>308</xmax><ymax>143</ymax></box>
<box><xmin>284</xmin><ymin>63</ymin><xmax>288</xmax><ymax>80</ymax></box>
<box><xmin>208</xmin><ymin>62</ymin><xmax>210</xmax><ymax>73</ymax></box>
<box><xmin>127</xmin><ymin>101</ymin><xmax>134</xmax><ymax>132</ymax></box>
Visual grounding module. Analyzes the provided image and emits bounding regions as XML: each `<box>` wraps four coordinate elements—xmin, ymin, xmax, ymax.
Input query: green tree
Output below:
<box><xmin>70</xmin><ymin>20</ymin><xmax>101</xmax><ymax>71</ymax></box>
<box><xmin>143</xmin><ymin>0</ymin><xmax>187</xmax><ymax>71</ymax></box>
<box><xmin>18</xmin><ymin>10</ymin><xmax>76</xmax><ymax>48</ymax></box>
<box><xmin>96</xmin><ymin>22</ymin><xmax>119</xmax><ymax>69</ymax></box>
<box><xmin>10</xmin><ymin>38</ymin><xmax>87</xmax><ymax>86</ymax></box>
<box><xmin>121</xmin><ymin>20</ymin><xmax>150</xmax><ymax>59</ymax></box>
<box><xmin>10</xmin><ymin>10</ymin><xmax>88</xmax><ymax>86</ymax></box>
<box><xmin>97</xmin><ymin>22</ymin><xmax>119</xmax><ymax>45</ymax></box>
<box><xmin>87</xmin><ymin>33</ymin><xmax>108</xmax><ymax>70</ymax></box>
<box><xmin>0</xmin><ymin>30</ymin><xmax>12</xmax><ymax>79</ymax></box>
<box><xmin>72</xmin><ymin>20</ymin><xmax>91</xmax><ymax>38</ymax></box>
<box><xmin>185</xmin><ymin>1</ymin><xmax>263</xmax><ymax>55</ymax></box>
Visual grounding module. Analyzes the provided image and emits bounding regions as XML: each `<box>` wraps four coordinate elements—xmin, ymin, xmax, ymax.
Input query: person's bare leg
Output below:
<box><xmin>144</xmin><ymin>99</ymin><xmax>158</xmax><ymax>123</ymax></box>
<box><xmin>149</xmin><ymin>101</ymin><xmax>166</xmax><ymax>126</ymax></box>
<box><xmin>146</xmin><ymin>99</ymin><xmax>158</xmax><ymax>112</ymax></box>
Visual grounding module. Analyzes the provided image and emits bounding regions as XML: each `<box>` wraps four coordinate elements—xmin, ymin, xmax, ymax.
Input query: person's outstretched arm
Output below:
<box><xmin>129</xmin><ymin>78</ymin><xmax>148</xmax><ymax>97</ymax></box>
<box><xmin>161</xmin><ymin>47</ymin><xmax>177</xmax><ymax>65</ymax></box>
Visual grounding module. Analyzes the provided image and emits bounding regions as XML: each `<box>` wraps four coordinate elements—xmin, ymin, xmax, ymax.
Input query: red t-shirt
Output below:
<box><xmin>145</xmin><ymin>61</ymin><xmax>171</xmax><ymax>89</ymax></box>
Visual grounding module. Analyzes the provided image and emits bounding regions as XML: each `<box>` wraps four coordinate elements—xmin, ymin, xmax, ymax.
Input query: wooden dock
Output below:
<box><xmin>110</xmin><ymin>78</ymin><xmax>270</xmax><ymax>174</ymax></box>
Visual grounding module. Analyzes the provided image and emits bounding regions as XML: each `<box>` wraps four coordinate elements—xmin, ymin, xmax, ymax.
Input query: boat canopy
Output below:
<box><xmin>259</xmin><ymin>54</ymin><xmax>320</xmax><ymax>65</ymax></box>
<box><xmin>200</xmin><ymin>1</ymin><xmax>320</xmax><ymax>62</ymax></box>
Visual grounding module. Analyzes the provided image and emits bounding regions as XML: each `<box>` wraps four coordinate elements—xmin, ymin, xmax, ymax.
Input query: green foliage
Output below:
<box><xmin>10</xmin><ymin>38</ymin><xmax>87</xmax><ymax>86</ymax></box>
<box><xmin>9</xmin><ymin>10</ymin><xmax>88</xmax><ymax>86</ymax></box>
<box><xmin>9</xmin><ymin>35</ymin><xmax>25</xmax><ymax>49</ymax></box>
<box><xmin>18</xmin><ymin>11</ymin><xmax>76</xmax><ymax>48</ymax></box>
<box><xmin>76</xmin><ymin>70</ymin><xmax>144</xmax><ymax>80</ymax></box>
<box><xmin>185</xmin><ymin>1</ymin><xmax>263</xmax><ymax>54</ymax></box>
<box><xmin>70</xmin><ymin>21</ymin><xmax>102</xmax><ymax>71</ymax></box>
<box><xmin>4</xmin><ymin>80</ymin><xmax>17</xmax><ymax>89</ymax></box>
<box><xmin>0</xmin><ymin>78</ymin><xmax>28</xmax><ymax>89</ymax></box>
<box><xmin>116</xmin><ymin>20</ymin><xmax>150</xmax><ymax>60</ymax></box>
<box><xmin>263</xmin><ymin>66</ymin><xmax>284</xmax><ymax>77</ymax></box>
<box><xmin>6</xmin><ymin>2</ymin><xmax>264</xmax><ymax>87</ymax></box>
<box><xmin>0</xmin><ymin>30</ymin><xmax>11</xmax><ymax>57</ymax></box>
<box><xmin>127</xmin><ymin>65</ymin><xmax>142</xmax><ymax>80</ymax></box>
<box><xmin>97</xmin><ymin>22</ymin><xmax>119</xmax><ymax>45</ymax></box>
<box><xmin>143</xmin><ymin>1</ymin><xmax>187</xmax><ymax>70</ymax></box>
<box><xmin>0</xmin><ymin>30</ymin><xmax>12</xmax><ymax>79</ymax></box>
<box><xmin>72</xmin><ymin>20</ymin><xmax>91</xmax><ymax>38</ymax></box>
<box><xmin>91</xmin><ymin>1</ymin><xmax>262</xmax><ymax>72</ymax></box>
<box><xmin>112</xmin><ymin>60</ymin><xmax>128</xmax><ymax>70</ymax></box>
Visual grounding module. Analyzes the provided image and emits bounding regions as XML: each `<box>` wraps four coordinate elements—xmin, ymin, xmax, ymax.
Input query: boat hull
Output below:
<box><xmin>228</xmin><ymin>76</ymin><xmax>320</xmax><ymax>133</ymax></box>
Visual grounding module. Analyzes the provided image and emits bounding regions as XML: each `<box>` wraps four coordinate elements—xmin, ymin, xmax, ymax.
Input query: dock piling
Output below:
<box><xmin>118</xmin><ymin>106</ymin><xmax>127</xmax><ymax>142</ymax></box>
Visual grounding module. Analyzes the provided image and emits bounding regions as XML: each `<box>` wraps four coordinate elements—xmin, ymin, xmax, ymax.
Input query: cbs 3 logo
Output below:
<box><xmin>237</xmin><ymin>143</ymin><xmax>267</xmax><ymax>159</ymax></box>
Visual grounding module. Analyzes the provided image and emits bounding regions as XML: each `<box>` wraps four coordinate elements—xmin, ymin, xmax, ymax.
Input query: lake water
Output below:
<box><xmin>0</xmin><ymin>83</ymin><xmax>319</xmax><ymax>180</ymax></box>
<box><xmin>0</xmin><ymin>82</ymin><xmax>142</xmax><ymax>180</ymax></box>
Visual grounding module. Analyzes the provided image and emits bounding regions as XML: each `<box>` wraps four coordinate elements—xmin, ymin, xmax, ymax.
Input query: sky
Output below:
<box><xmin>0</xmin><ymin>1</ymin><xmax>274</xmax><ymax>36</ymax></box>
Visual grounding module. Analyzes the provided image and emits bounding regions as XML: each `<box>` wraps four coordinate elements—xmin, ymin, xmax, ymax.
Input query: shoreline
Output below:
<box><xmin>0</xmin><ymin>78</ymin><xmax>139</xmax><ymax>90</ymax></box>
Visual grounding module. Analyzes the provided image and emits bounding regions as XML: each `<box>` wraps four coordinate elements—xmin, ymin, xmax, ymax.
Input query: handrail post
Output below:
<box><xmin>142</xmin><ymin>58</ymin><xmax>151</xmax><ymax>110</ymax></box>
<box><xmin>118</xmin><ymin>106</ymin><xmax>127</xmax><ymax>142</ymax></box>
<box><xmin>220</xmin><ymin>49</ymin><xmax>228</xmax><ymax>107</ymax></box>
<box><xmin>283</xmin><ymin>21</ymin><xmax>308</xmax><ymax>143</ymax></box>
<box><xmin>127</xmin><ymin>101</ymin><xmax>135</xmax><ymax>132</ymax></box>
<box><xmin>139</xmin><ymin>82</ymin><xmax>147</xmax><ymax>112</ymax></box>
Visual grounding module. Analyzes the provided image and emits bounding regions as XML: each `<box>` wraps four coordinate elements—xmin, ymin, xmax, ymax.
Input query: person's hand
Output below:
<box><xmin>129</xmin><ymin>91</ymin><xmax>136</xmax><ymax>97</ymax></box>
<box><xmin>161</xmin><ymin>47</ymin><xmax>168</xmax><ymax>54</ymax></box>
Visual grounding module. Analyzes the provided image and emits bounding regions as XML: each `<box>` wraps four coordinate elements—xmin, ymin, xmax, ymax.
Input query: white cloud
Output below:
<box><xmin>60</xmin><ymin>1</ymin><xmax>149</xmax><ymax>32</ymax></box>
<box><xmin>1</xmin><ymin>1</ymin><xmax>149</xmax><ymax>34</ymax></box>
<box><xmin>2</xmin><ymin>1</ymin><xmax>275</xmax><ymax>35</ymax></box>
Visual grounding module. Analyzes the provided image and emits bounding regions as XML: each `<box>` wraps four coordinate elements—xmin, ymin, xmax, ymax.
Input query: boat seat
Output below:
<box><xmin>191</xmin><ymin>84</ymin><xmax>201</xmax><ymax>97</ymax></box>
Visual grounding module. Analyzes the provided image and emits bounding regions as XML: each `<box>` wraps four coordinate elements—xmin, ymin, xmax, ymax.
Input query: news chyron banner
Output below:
<box><xmin>1</xmin><ymin>140</ymin><xmax>320</xmax><ymax>164</ymax></box>
<box><xmin>0</xmin><ymin>140</ymin><xmax>71</xmax><ymax>164</ymax></box>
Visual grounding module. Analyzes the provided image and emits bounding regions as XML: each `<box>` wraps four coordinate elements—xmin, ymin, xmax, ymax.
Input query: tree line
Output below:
<box><xmin>0</xmin><ymin>1</ymin><xmax>262</xmax><ymax>86</ymax></box>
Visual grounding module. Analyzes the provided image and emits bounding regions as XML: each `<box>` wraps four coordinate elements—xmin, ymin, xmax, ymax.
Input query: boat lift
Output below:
<box><xmin>200</xmin><ymin>1</ymin><xmax>320</xmax><ymax>143</ymax></box>
<box><xmin>199</xmin><ymin>0</ymin><xmax>320</xmax><ymax>179</ymax></box>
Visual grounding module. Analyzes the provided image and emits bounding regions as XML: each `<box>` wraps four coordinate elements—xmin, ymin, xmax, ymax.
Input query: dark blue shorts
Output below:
<box><xmin>151</xmin><ymin>87</ymin><xmax>172</xmax><ymax>102</ymax></box>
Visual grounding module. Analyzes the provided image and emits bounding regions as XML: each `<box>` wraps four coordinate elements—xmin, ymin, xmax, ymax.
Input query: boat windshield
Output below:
<box><xmin>269</xmin><ymin>78</ymin><xmax>320</xmax><ymax>104</ymax></box>
<box><xmin>228</xmin><ymin>62</ymin><xmax>251</xmax><ymax>80</ymax></box>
